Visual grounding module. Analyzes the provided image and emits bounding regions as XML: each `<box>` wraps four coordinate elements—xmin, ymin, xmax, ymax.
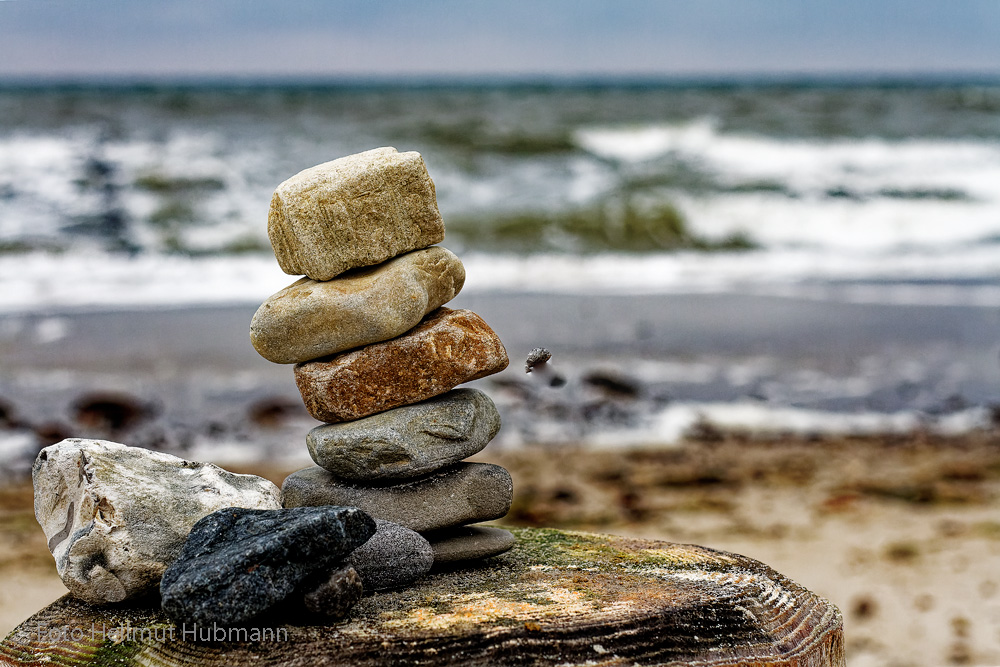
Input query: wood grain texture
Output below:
<box><xmin>1</xmin><ymin>527</ymin><xmax>843</xmax><ymax>667</ymax></box>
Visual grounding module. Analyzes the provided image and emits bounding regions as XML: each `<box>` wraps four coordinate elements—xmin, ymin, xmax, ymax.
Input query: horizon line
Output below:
<box><xmin>2</xmin><ymin>69</ymin><xmax>1000</xmax><ymax>89</ymax></box>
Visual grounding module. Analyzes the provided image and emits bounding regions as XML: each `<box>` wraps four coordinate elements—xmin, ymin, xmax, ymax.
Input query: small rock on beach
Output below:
<box><xmin>348</xmin><ymin>519</ymin><xmax>433</xmax><ymax>591</ymax></box>
<box><xmin>282</xmin><ymin>462</ymin><xmax>513</xmax><ymax>533</ymax></box>
<box><xmin>307</xmin><ymin>388</ymin><xmax>501</xmax><ymax>481</ymax></box>
<box><xmin>32</xmin><ymin>438</ymin><xmax>281</xmax><ymax>604</ymax></box>
<box><xmin>294</xmin><ymin>307</ymin><xmax>509</xmax><ymax>423</ymax></box>
<box><xmin>268</xmin><ymin>147</ymin><xmax>444</xmax><ymax>281</ymax></box>
<box><xmin>160</xmin><ymin>506</ymin><xmax>375</xmax><ymax>627</ymax></box>
<box><xmin>250</xmin><ymin>246</ymin><xmax>465</xmax><ymax>364</ymax></box>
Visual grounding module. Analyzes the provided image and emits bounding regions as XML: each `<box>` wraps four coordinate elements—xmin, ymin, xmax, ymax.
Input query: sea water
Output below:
<box><xmin>1</xmin><ymin>79</ymin><xmax>999</xmax><ymax>451</ymax></box>
<box><xmin>2</xmin><ymin>80</ymin><xmax>1000</xmax><ymax>307</ymax></box>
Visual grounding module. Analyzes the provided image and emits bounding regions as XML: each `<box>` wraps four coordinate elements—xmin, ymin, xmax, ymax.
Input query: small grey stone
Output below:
<box><xmin>32</xmin><ymin>438</ymin><xmax>281</xmax><ymax>604</ymax></box>
<box><xmin>250</xmin><ymin>246</ymin><xmax>465</xmax><ymax>364</ymax></box>
<box><xmin>268</xmin><ymin>147</ymin><xmax>444</xmax><ymax>281</ymax></box>
<box><xmin>348</xmin><ymin>520</ymin><xmax>433</xmax><ymax>591</ymax></box>
<box><xmin>160</xmin><ymin>506</ymin><xmax>375</xmax><ymax>627</ymax></box>
<box><xmin>426</xmin><ymin>526</ymin><xmax>516</xmax><ymax>565</ymax></box>
<box><xmin>525</xmin><ymin>347</ymin><xmax>551</xmax><ymax>373</ymax></box>
<box><xmin>282</xmin><ymin>463</ymin><xmax>513</xmax><ymax>533</ymax></box>
<box><xmin>307</xmin><ymin>389</ymin><xmax>501</xmax><ymax>481</ymax></box>
<box><xmin>302</xmin><ymin>563</ymin><xmax>363</xmax><ymax>619</ymax></box>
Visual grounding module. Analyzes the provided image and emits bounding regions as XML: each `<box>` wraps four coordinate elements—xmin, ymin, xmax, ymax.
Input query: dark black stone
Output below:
<box><xmin>160</xmin><ymin>506</ymin><xmax>375</xmax><ymax>627</ymax></box>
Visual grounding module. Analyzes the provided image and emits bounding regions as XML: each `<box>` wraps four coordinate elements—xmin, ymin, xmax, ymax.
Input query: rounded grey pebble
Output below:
<box><xmin>348</xmin><ymin>519</ymin><xmax>433</xmax><ymax>591</ymax></box>
<box><xmin>426</xmin><ymin>526</ymin><xmax>516</xmax><ymax>564</ymax></box>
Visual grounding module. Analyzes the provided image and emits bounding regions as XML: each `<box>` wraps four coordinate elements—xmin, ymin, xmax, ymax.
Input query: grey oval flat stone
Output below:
<box><xmin>160</xmin><ymin>506</ymin><xmax>375</xmax><ymax>627</ymax></box>
<box><xmin>348</xmin><ymin>520</ymin><xmax>433</xmax><ymax>591</ymax></box>
<box><xmin>32</xmin><ymin>439</ymin><xmax>282</xmax><ymax>604</ymax></box>
<box><xmin>251</xmin><ymin>246</ymin><xmax>465</xmax><ymax>364</ymax></box>
<box><xmin>294</xmin><ymin>308</ymin><xmax>509</xmax><ymax>424</ymax></box>
<box><xmin>426</xmin><ymin>526</ymin><xmax>516</xmax><ymax>565</ymax></box>
<box><xmin>307</xmin><ymin>389</ymin><xmax>501</xmax><ymax>481</ymax></box>
<box><xmin>282</xmin><ymin>462</ymin><xmax>513</xmax><ymax>533</ymax></box>
<box><xmin>268</xmin><ymin>147</ymin><xmax>445</xmax><ymax>281</ymax></box>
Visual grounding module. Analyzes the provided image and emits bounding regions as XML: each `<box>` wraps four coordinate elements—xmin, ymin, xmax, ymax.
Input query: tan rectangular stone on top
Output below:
<box><xmin>268</xmin><ymin>147</ymin><xmax>445</xmax><ymax>281</ymax></box>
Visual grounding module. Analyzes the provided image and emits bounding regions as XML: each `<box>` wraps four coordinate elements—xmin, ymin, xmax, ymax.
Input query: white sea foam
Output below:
<box><xmin>462</xmin><ymin>248</ymin><xmax>1000</xmax><ymax>305</ymax></box>
<box><xmin>575</xmin><ymin>119</ymin><xmax>723</xmax><ymax>162</ymax></box>
<box><xmin>494</xmin><ymin>401</ymin><xmax>992</xmax><ymax>449</ymax></box>
<box><xmin>3</xmin><ymin>116</ymin><xmax>1000</xmax><ymax>311</ymax></box>
<box><xmin>0</xmin><ymin>251</ymin><xmax>290</xmax><ymax>313</ymax></box>
<box><xmin>604</xmin><ymin>403</ymin><xmax>986</xmax><ymax>448</ymax></box>
<box><xmin>5</xmin><ymin>246</ymin><xmax>1000</xmax><ymax>313</ymax></box>
<box><xmin>573</xmin><ymin>120</ymin><xmax>1000</xmax><ymax>251</ymax></box>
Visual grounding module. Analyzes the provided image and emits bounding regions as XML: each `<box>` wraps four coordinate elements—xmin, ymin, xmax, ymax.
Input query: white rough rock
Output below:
<box><xmin>32</xmin><ymin>438</ymin><xmax>282</xmax><ymax>604</ymax></box>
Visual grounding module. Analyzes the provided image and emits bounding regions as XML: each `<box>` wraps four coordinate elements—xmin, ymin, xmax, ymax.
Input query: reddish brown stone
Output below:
<box><xmin>294</xmin><ymin>308</ymin><xmax>509</xmax><ymax>423</ymax></box>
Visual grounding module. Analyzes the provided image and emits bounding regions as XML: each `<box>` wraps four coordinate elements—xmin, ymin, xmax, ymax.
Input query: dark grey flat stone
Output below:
<box><xmin>160</xmin><ymin>506</ymin><xmax>375</xmax><ymax>627</ymax></box>
<box><xmin>282</xmin><ymin>462</ymin><xmax>513</xmax><ymax>533</ymax></box>
<box><xmin>307</xmin><ymin>388</ymin><xmax>501</xmax><ymax>481</ymax></box>
<box><xmin>425</xmin><ymin>526</ymin><xmax>516</xmax><ymax>564</ymax></box>
<box><xmin>348</xmin><ymin>520</ymin><xmax>433</xmax><ymax>591</ymax></box>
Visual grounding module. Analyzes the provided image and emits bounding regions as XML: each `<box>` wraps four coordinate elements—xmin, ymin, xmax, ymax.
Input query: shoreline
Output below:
<box><xmin>4</xmin><ymin>289</ymin><xmax>998</xmax><ymax>365</ymax></box>
<box><xmin>1</xmin><ymin>292</ymin><xmax>997</xmax><ymax>454</ymax></box>
<box><xmin>2</xmin><ymin>290</ymin><xmax>999</xmax><ymax>480</ymax></box>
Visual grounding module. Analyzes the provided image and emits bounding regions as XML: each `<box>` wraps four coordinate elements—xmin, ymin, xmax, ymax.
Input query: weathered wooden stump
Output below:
<box><xmin>1</xmin><ymin>528</ymin><xmax>843</xmax><ymax>667</ymax></box>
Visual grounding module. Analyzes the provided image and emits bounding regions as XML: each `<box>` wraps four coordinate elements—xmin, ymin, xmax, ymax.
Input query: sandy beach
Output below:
<box><xmin>2</xmin><ymin>430</ymin><xmax>999</xmax><ymax>666</ymax></box>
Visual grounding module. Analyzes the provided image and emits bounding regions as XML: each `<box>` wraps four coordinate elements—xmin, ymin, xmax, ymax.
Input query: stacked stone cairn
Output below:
<box><xmin>31</xmin><ymin>148</ymin><xmax>515</xmax><ymax>629</ymax></box>
<box><xmin>251</xmin><ymin>147</ymin><xmax>516</xmax><ymax>589</ymax></box>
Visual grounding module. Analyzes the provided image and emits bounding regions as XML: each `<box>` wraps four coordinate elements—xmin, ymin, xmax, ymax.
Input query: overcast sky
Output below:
<box><xmin>1</xmin><ymin>0</ymin><xmax>998</xmax><ymax>80</ymax></box>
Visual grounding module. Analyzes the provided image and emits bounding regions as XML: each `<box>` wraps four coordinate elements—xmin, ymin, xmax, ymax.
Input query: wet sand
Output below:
<box><xmin>2</xmin><ymin>292</ymin><xmax>998</xmax><ymax>444</ymax></box>
<box><xmin>3</xmin><ymin>431</ymin><xmax>1000</xmax><ymax>666</ymax></box>
<box><xmin>6</xmin><ymin>292</ymin><xmax>1000</xmax><ymax>371</ymax></box>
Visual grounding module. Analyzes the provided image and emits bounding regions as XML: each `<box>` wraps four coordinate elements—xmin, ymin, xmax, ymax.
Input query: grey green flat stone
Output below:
<box><xmin>426</xmin><ymin>526</ymin><xmax>516</xmax><ymax>565</ymax></box>
<box><xmin>251</xmin><ymin>246</ymin><xmax>465</xmax><ymax>365</ymax></box>
<box><xmin>307</xmin><ymin>388</ymin><xmax>501</xmax><ymax>481</ymax></box>
<box><xmin>282</xmin><ymin>462</ymin><xmax>513</xmax><ymax>533</ymax></box>
<box><xmin>268</xmin><ymin>147</ymin><xmax>444</xmax><ymax>281</ymax></box>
